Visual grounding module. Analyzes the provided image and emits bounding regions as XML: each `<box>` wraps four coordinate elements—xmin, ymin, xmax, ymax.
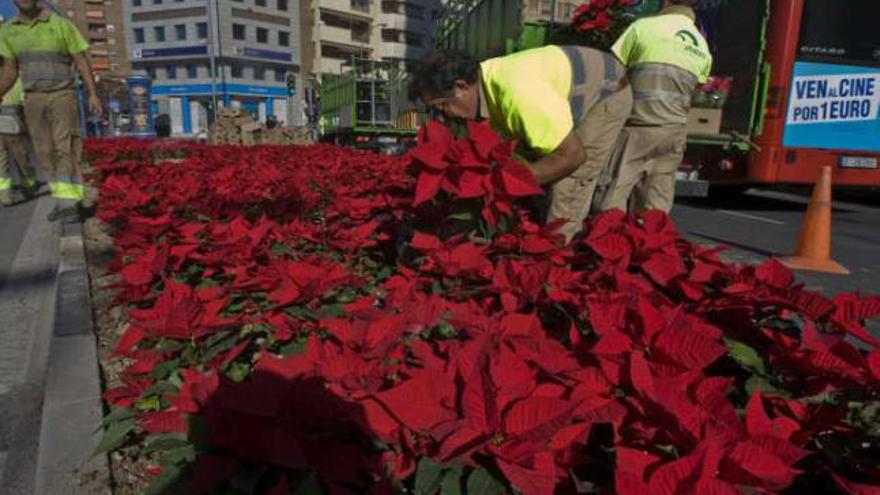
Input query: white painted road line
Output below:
<box><xmin>716</xmin><ymin>209</ymin><xmax>786</xmax><ymax>225</ymax></box>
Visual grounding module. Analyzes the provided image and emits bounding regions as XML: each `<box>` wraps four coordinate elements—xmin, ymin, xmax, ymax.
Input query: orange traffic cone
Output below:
<box><xmin>779</xmin><ymin>165</ymin><xmax>849</xmax><ymax>274</ymax></box>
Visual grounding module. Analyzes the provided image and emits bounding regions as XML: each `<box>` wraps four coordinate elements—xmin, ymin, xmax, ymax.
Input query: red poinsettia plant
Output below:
<box><xmin>570</xmin><ymin>0</ymin><xmax>637</xmax><ymax>50</ymax></box>
<box><xmin>87</xmin><ymin>121</ymin><xmax>880</xmax><ymax>495</ymax></box>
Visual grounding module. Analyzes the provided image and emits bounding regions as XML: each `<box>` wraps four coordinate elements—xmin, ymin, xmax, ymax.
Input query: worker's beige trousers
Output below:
<box><xmin>24</xmin><ymin>89</ymin><xmax>84</xmax><ymax>202</ymax></box>
<box><xmin>598</xmin><ymin>125</ymin><xmax>688</xmax><ymax>213</ymax></box>
<box><xmin>547</xmin><ymin>87</ymin><xmax>633</xmax><ymax>241</ymax></box>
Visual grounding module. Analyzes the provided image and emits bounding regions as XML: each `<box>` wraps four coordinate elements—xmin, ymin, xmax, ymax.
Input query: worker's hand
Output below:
<box><xmin>88</xmin><ymin>94</ymin><xmax>103</xmax><ymax>118</ymax></box>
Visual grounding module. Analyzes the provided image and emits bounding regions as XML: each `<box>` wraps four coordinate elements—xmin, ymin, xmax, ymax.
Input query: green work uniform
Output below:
<box><xmin>478</xmin><ymin>45</ymin><xmax>632</xmax><ymax>240</ymax></box>
<box><xmin>598</xmin><ymin>6</ymin><xmax>712</xmax><ymax>213</ymax></box>
<box><xmin>0</xmin><ymin>8</ymin><xmax>89</xmax><ymax>204</ymax></box>
<box><xmin>0</xmin><ymin>78</ymin><xmax>35</xmax><ymax>205</ymax></box>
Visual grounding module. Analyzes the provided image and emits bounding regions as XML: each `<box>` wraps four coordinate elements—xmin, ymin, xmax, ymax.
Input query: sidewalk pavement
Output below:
<box><xmin>0</xmin><ymin>196</ymin><xmax>110</xmax><ymax>494</ymax></box>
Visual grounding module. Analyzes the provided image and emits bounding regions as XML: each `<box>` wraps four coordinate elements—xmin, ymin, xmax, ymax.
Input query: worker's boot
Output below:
<box><xmin>0</xmin><ymin>189</ymin><xmax>24</xmax><ymax>207</ymax></box>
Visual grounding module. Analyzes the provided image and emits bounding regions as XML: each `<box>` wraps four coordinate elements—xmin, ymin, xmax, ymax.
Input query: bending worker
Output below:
<box><xmin>412</xmin><ymin>45</ymin><xmax>632</xmax><ymax>240</ymax></box>
<box><xmin>0</xmin><ymin>0</ymin><xmax>102</xmax><ymax>222</ymax></box>
<box><xmin>598</xmin><ymin>0</ymin><xmax>712</xmax><ymax>213</ymax></box>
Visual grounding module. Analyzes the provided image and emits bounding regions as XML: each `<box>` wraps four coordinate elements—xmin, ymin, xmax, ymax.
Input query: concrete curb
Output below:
<box><xmin>0</xmin><ymin>196</ymin><xmax>60</xmax><ymax>495</ymax></box>
<box><xmin>33</xmin><ymin>220</ymin><xmax>111</xmax><ymax>494</ymax></box>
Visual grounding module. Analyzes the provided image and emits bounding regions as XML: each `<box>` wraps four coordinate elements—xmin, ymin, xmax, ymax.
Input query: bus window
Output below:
<box><xmin>798</xmin><ymin>0</ymin><xmax>880</xmax><ymax>67</ymax></box>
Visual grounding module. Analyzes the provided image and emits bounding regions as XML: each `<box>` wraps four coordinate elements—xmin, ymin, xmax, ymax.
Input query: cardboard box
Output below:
<box><xmin>687</xmin><ymin>107</ymin><xmax>723</xmax><ymax>135</ymax></box>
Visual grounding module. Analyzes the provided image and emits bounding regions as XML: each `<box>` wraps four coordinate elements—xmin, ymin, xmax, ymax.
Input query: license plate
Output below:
<box><xmin>838</xmin><ymin>156</ymin><xmax>877</xmax><ymax>169</ymax></box>
<box><xmin>377</xmin><ymin>136</ymin><xmax>397</xmax><ymax>144</ymax></box>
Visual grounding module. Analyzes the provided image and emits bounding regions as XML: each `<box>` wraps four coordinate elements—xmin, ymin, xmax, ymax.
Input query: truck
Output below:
<box><xmin>314</xmin><ymin>59</ymin><xmax>423</xmax><ymax>155</ymax></box>
<box><xmin>435</xmin><ymin>0</ymin><xmax>880</xmax><ymax>195</ymax></box>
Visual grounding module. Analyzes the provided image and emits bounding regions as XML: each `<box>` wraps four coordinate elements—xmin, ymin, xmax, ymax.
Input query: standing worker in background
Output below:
<box><xmin>0</xmin><ymin>0</ymin><xmax>102</xmax><ymax>222</ymax></box>
<box><xmin>0</xmin><ymin>68</ymin><xmax>36</xmax><ymax>207</ymax></box>
<box><xmin>598</xmin><ymin>0</ymin><xmax>711</xmax><ymax>213</ymax></box>
<box><xmin>0</xmin><ymin>14</ymin><xmax>37</xmax><ymax>207</ymax></box>
<box><xmin>413</xmin><ymin>45</ymin><xmax>632</xmax><ymax>240</ymax></box>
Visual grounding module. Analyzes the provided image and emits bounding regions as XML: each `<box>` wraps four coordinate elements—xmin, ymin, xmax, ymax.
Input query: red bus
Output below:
<box><xmin>689</xmin><ymin>0</ymin><xmax>880</xmax><ymax>190</ymax></box>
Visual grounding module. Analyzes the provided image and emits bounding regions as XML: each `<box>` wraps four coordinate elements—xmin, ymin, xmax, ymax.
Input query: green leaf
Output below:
<box><xmin>150</xmin><ymin>357</ymin><xmax>181</xmax><ymax>381</ymax></box>
<box><xmin>280</xmin><ymin>338</ymin><xmax>308</xmax><ymax>356</ymax></box>
<box><xmin>318</xmin><ymin>304</ymin><xmax>345</xmax><ymax>318</ymax></box>
<box><xmin>144</xmin><ymin>463</ymin><xmax>186</xmax><ymax>495</ymax></box>
<box><xmin>202</xmin><ymin>333</ymin><xmax>240</xmax><ymax>362</ymax></box>
<box><xmin>375</xmin><ymin>265</ymin><xmax>394</xmax><ymax>281</ymax></box>
<box><xmin>440</xmin><ymin>464</ymin><xmax>464</xmax><ymax>495</ymax></box>
<box><xmin>293</xmin><ymin>473</ymin><xmax>323</xmax><ymax>495</ymax></box>
<box><xmin>724</xmin><ymin>338</ymin><xmax>767</xmax><ymax>374</ymax></box>
<box><xmin>143</xmin><ymin>435</ymin><xmax>190</xmax><ymax>455</ymax></box>
<box><xmin>226</xmin><ymin>361</ymin><xmax>251</xmax><ymax>382</ymax></box>
<box><xmin>447</xmin><ymin>211</ymin><xmax>474</xmax><ymax>222</ymax></box>
<box><xmin>415</xmin><ymin>458</ymin><xmax>444</xmax><ymax>495</ymax></box>
<box><xmin>94</xmin><ymin>417</ymin><xmax>136</xmax><ymax>456</ymax></box>
<box><xmin>745</xmin><ymin>375</ymin><xmax>789</xmax><ymax>397</ymax></box>
<box><xmin>142</xmin><ymin>381</ymin><xmax>179</xmax><ymax>398</ymax></box>
<box><xmin>135</xmin><ymin>395</ymin><xmax>163</xmax><ymax>412</ymax></box>
<box><xmin>161</xmin><ymin>444</ymin><xmax>196</xmax><ymax>465</ymax></box>
<box><xmin>101</xmin><ymin>407</ymin><xmax>134</xmax><ymax>427</ymax></box>
<box><xmin>466</xmin><ymin>468</ymin><xmax>505</xmax><ymax>495</ymax></box>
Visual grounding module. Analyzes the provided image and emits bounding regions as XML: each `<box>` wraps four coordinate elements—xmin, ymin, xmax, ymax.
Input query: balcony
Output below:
<box><xmin>318</xmin><ymin>0</ymin><xmax>372</xmax><ymax>19</ymax></box>
<box><xmin>321</xmin><ymin>25</ymin><xmax>372</xmax><ymax>48</ymax></box>
<box><xmin>378</xmin><ymin>41</ymin><xmax>426</xmax><ymax>61</ymax></box>
<box><xmin>378</xmin><ymin>12</ymin><xmax>431</xmax><ymax>32</ymax></box>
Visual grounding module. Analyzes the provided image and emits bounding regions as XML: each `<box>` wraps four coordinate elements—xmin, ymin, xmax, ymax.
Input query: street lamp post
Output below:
<box><xmin>206</xmin><ymin>0</ymin><xmax>220</xmax><ymax>119</ymax></box>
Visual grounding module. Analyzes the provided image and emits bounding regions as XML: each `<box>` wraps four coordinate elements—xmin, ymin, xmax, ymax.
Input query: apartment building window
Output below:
<box><xmin>232</xmin><ymin>24</ymin><xmax>246</xmax><ymax>40</ymax></box>
<box><xmin>231</xmin><ymin>64</ymin><xmax>243</xmax><ymax>78</ymax></box>
<box><xmin>404</xmin><ymin>4</ymin><xmax>424</xmax><ymax>19</ymax></box>
<box><xmin>146</xmin><ymin>66</ymin><xmax>156</xmax><ymax>79</ymax></box>
<box><xmin>351</xmin><ymin>0</ymin><xmax>369</xmax><ymax>13</ymax></box>
<box><xmin>166</xmin><ymin>64</ymin><xmax>177</xmax><ymax>79</ymax></box>
<box><xmin>381</xmin><ymin>29</ymin><xmax>398</xmax><ymax>43</ymax></box>
<box><xmin>175</xmin><ymin>24</ymin><xmax>186</xmax><ymax>40</ymax></box>
<box><xmin>132</xmin><ymin>0</ymin><xmax>141</xmax><ymax>6</ymax></box>
<box><xmin>405</xmin><ymin>32</ymin><xmax>423</xmax><ymax>47</ymax></box>
<box><xmin>254</xmin><ymin>66</ymin><xmax>266</xmax><ymax>80</ymax></box>
<box><xmin>152</xmin><ymin>0</ymin><xmax>161</xmax><ymax>4</ymax></box>
<box><xmin>153</xmin><ymin>26</ymin><xmax>165</xmax><ymax>42</ymax></box>
<box><xmin>278</xmin><ymin>31</ymin><xmax>290</xmax><ymax>47</ymax></box>
<box><xmin>197</xmin><ymin>22</ymin><xmax>208</xmax><ymax>39</ymax></box>
<box><xmin>186</xmin><ymin>64</ymin><xmax>198</xmax><ymax>78</ymax></box>
<box><xmin>257</xmin><ymin>27</ymin><xmax>268</xmax><ymax>43</ymax></box>
<box><xmin>275</xmin><ymin>68</ymin><xmax>286</xmax><ymax>82</ymax></box>
<box><xmin>256</xmin><ymin>0</ymin><xmax>266</xmax><ymax>6</ymax></box>
<box><xmin>277</xmin><ymin>0</ymin><xmax>288</xmax><ymax>10</ymax></box>
<box><xmin>134</xmin><ymin>27</ymin><xmax>144</xmax><ymax>43</ymax></box>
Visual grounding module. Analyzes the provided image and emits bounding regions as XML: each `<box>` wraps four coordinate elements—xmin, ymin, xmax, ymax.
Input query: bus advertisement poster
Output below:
<box><xmin>783</xmin><ymin>61</ymin><xmax>880</xmax><ymax>152</ymax></box>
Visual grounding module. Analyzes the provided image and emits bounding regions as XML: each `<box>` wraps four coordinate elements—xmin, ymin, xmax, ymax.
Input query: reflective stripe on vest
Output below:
<box><xmin>17</xmin><ymin>51</ymin><xmax>76</xmax><ymax>92</ymax></box>
<box><xmin>559</xmin><ymin>45</ymin><xmax>627</xmax><ymax>123</ymax></box>
<box><xmin>627</xmin><ymin>62</ymin><xmax>698</xmax><ymax>126</ymax></box>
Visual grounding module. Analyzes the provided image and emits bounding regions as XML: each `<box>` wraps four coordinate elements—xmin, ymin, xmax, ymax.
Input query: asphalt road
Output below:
<box><xmin>0</xmin><ymin>200</ymin><xmax>37</xmax><ymax>290</ymax></box>
<box><xmin>672</xmin><ymin>187</ymin><xmax>880</xmax><ymax>296</ymax></box>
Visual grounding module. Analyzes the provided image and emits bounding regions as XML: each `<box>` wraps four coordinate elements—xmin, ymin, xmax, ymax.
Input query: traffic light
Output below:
<box><xmin>286</xmin><ymin>73</ymin><xmax>297</xmax><ymax>96</ymax></box>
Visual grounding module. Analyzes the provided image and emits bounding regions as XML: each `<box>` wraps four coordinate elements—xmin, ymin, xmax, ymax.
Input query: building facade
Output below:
<box><xmin>300</xmin><ymin>0</ymin><xmax>441</xmax><ymax>78</ymax></box>
<box><xmin>123</xmin><ymin>0</ymin><xmax>305</xmax><ymax>136</ymax></box>
<box><xmin>54</xmin><ymin>0</ymin><xmax>131</xmax><ymax>78</ymax></box>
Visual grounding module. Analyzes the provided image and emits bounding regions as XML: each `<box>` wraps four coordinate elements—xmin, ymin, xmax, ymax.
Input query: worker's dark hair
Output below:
<box><xmin>669</xmin><ymin>0</ymin><xmax>701</xmax><ymax>7</ymax></box>
<box><xmin>409</xmin><ymin>50</ymin><xmax>480</xmax><ymax>102</ymax></box>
